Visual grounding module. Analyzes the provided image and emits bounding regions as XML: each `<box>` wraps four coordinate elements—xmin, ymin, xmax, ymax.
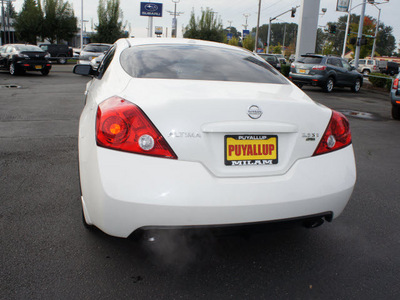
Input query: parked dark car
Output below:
<box><xmin>39</xmin><ymin>44</ymin><xmax>73</xmax><ymax>64</ymax></box>
<box><xmin>257</xmin><ymin>53</ymin><xmax>281</xmax><ymax>71</ymax></box>
<box><xmin>0</xmin><ymin>44</ymin><xmax>52</xmax><ymax>76</ymax></box>
<box><xmin>390</xmin><ymin>73</ymin><xmax>400</xmax><ymax>120</ymax></box>
<box><xmin>378</xmin><ymin>60</ymin><xmax>399</xmax><ymax>76</ymax></box>
<box><xmin>289</xmin><ymin>54</ymin><xmax>363</xmax><ymax>93</ymax></box>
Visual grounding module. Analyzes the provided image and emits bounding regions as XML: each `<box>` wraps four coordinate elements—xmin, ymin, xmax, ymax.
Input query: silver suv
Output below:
<box><xmin>350</xmin><ymin>59</ymin><xmax>379</xmax><ymax>76</ymax></box>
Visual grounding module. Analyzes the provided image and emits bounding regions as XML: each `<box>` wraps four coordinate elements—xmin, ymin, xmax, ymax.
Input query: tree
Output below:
<box><xmin>91</xmin><ymin>0</ymin><xmax>128</xmax><ymax>43</ymax></box>
<box><xmin>183</xmin><ymin>8</ymin><xmax>225</xmax><ymax>42</ymax></box>
<box><xmin>42</xmin><ymin>0</ymin><xmax>78</xmax><ymax>44</ymax></box>
<box><xmin>319</xmin><ymin>14</ymin><xmax>396</xmax><ymax>58</ymax></box>
<box><xmin>13</xmin><ymin>0</ymin><xmax>43</xmax><ymax>44</ymax></box>
<box><xmin>251</xmin><ymin>23</ymin><xmax>298</xmax><ymax>50</ymax></box>
<box><xmin>375</xmin><ymin>24</ymin><xmax>396</xmax><ymax>56</ymax></box>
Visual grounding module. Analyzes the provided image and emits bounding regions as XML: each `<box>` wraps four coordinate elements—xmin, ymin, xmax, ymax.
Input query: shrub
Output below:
<box><xmin>368</xmin><ymin>73</ymin><xmax>393</xmax><ymax>91</ymax></box>
<box><xmin>280</xmin><ymin>65</ymin><xmax>290</xmax><ymax>77</ymax></box>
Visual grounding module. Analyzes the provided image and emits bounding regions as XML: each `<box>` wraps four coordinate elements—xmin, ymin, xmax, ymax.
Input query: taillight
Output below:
<box><xmin>312</xmin><ymin>65</ymin><xmax>327</xmax><ymax>71</ymax></box>
<box><xmin>96</xmin><ymin>96</ymin><xmax>177</xmax><ymax>159</ymax></box>
<box><xmin>313</xmin><ymin>111</ymin><xmax>352</xmax><ymax>156</ymax></box>
<box><xmin>291</xmin><ymin>63</ymin><xmax>295</xmax><ymax>68</ymax></box>
<box><xmin>393</xmin><ymin>78</ymin><xmax>399</xmax><ymax>90</ymax></box>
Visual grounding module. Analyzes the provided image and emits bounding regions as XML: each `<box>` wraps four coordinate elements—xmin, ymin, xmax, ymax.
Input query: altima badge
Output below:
<box><xmin>248</xmin><ymin>105</ymin><xmax>262</xmax><ymax>119</ymax></box>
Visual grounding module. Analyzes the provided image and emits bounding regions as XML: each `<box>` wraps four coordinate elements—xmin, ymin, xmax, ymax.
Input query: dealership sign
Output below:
<box><xmin>336</xmin><ymin>0</ymin><xmax>350</xmax><ymax>12</ymax></box>
<box><xmin>140</xmin><ymin>2</ymin><xmax>163</xmax><ymax>17</ymax></box>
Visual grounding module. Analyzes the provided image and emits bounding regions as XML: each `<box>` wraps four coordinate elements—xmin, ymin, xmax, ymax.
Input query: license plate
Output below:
<box><xmin>299</xmin><ymin>69</ymin><xmax>306</xmax><ymax>74</ymax></box>
<box><xmin>225</xmin><ymin>135</ymin><xmax>278</xmax><ymax>166</ymax></box>
<box><xmin>35</xmin><ymin>65</ymin><xmax>42</xmax><ymax>70</ymax></box>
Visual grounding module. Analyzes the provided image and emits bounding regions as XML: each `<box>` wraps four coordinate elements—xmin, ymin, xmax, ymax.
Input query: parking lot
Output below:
<box><xmin>1</xmin><ymin>65</ymin><xmax>400</xmax><ymax>299</ymax></box>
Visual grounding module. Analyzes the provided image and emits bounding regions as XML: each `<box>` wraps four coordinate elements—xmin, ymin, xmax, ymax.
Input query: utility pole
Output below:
<box><xmin>167</xmin><ymin>0</ymin><xmax>183</xmax><ymax>38</ymax></box>
<box><xmin>254</xmin><ymin>0</ymin><xmax>261</xmax><ymax>52</ymax></box>
<box><xmin>282</xmin><ymin>23</ymin><xmax>287</xmax><ymax>55</ymax></box>
<box><xmin>354</xmin><ymin>1</ymin><xmax>366</xmax><ymax>69</ymax></box>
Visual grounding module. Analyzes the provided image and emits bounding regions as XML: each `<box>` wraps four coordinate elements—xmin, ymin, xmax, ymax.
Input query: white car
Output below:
<box><xmin>74</xmin><ymin>38</ymin><xmax>356</xmax><ymax>238</ymax></box>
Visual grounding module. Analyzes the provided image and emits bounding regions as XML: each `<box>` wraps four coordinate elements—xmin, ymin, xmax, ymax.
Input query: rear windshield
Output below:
<box><xmin>298</xmin><ymin>57</ymin><xmax>323</xmax><ymax>64</ymax></box>
<box><xmin>83</xmin><ymin>44</ymin><xmax>111</xmax><ymax>53</ymax></box>
<box><xmin>120</xmin><ymin>44</ymin><xmax>287</xmax><ymax>84</ymax></box>
<box><xmin>15</xmin><ymin>45</ymin><xmax>43</xmax><ymax>52</ymax></box>
<box><xmin>259</xmin><ymin>55</ymin><xmax>277</xmax><ymax>63</ymax></box>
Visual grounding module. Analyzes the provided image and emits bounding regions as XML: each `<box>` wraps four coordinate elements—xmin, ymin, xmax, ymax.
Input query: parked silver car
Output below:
<box><xmin>78</xmin><ymin>43</ymin><xmax>111</xmax><ymax>64</ymax></box>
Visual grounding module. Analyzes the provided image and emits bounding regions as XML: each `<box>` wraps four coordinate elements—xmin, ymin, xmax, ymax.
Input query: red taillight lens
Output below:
<box><xmin>393</xmin><ymin>78</ymin><xmax>399</xmax><ymax>90</ymax></box>
<box><xmin>291</xmin><ymin>63</ymin><xmax>295</xmax><ymax>68</ymax></box>
<box><xmin>312</xmin><ymin>65</ymin><xmax>327</xmax><ymax>71</ymax></box>
<box><xmin>96</xmin><ymin>96</ymin><xmax>177</xmax><ymax>159</ymax></box>
<box><xmin>313</xmin><ymin>111</ymin><xmax>352</xmax><ymax>156</ymax></box>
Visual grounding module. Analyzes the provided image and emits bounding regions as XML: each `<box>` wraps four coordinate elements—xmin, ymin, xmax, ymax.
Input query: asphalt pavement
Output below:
<box><xmin>1</xmin><ymin>65</ymin><xmax>399</xmax><ymax>299</ymax></box>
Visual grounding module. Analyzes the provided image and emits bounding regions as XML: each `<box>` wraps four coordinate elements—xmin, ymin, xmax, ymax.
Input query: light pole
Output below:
<box><xmin>167</xmin><ymin>0</ymin><xmax>183</xmax><ymax>38</ymax></box>
<box><xmin>342</xmin><ymin>0</ymin><xmax>353</xmax><ymax>58</ymax></box>
<box><xmin>80</xmin><ymin>0</ymin><xmax>83</xmax><ymax>49</ymax></box>
<box><xmin>267</xmin><ymin>6</ymin><xmax>299</xmax><ymax>54</ymax></box>
<box><xmin>370</xmin><ymin>4</ymin><xmax>381</xmax><ymax>58</ymax></box>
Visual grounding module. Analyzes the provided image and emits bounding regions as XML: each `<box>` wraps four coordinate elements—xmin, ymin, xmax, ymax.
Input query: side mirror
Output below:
<box><xmin>73</xmin><ymin>64</ymin><xmax>96</xmax><ymax>76</ymax></box>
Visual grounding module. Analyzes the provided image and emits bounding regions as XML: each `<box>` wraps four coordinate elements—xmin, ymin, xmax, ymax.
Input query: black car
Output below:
<box><xmin>289</xmin><ymin>54</ymin><xmax>363</xmax><ymax>93</ymax></box>
<box><xmin>39</xmin><ymin>44</ymin><xmax>73</xmax><ymax>64</ymax></box>
<box><xmin>257</xmin><ymin>53</ymin><xmax>281</xmax><ymax>71</ymax></box>
<box><xmin>0</xmin><ymin>44</ymin><xmax>52</xmax><ymax>76</ymax></box>
<box><xmin>378</xmin><ymin>60</ymin><xmax>399</xmax><ymax>76</ymax></box>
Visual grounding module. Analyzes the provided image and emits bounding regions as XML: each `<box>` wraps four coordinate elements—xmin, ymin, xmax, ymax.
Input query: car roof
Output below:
<box><xmin>119</xmin><ymin>38</ymin><xmax>251</xmax><ymax>54</ymax></box>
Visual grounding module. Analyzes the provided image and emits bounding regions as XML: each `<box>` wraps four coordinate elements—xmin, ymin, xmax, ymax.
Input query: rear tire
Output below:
<box><xmin>41</xmin><ymin>69</ymin><xmax>50</xmax><ymax>76</ymax></box>
<box><xmin>9</xmin><ymin>63</ymin><xmax>18</xmax><ymax>76</ymax></box>
<box><xmin>323</xmin><ymin>77</ymin><xmax>334</xmax><ymax>93</ymax></box>
<box><xmin>362</xmin><ymin>69</ymin><xmax>370</xmax><ymax>76</ymax></box>
<box><xmin>351</xmin><ymin>78</ymin><xmax>361</xmax><ymax>93</ymax></box>
<box><xmin>392</xmin><ymin>105</ymin><xmax>400</xmax><ymax>120</ymax></box>
<box><xmin>58</xmin><ymin>55</ymin><xmax>67</xmax><ymax>64</ymax></box>
<box><xmin>296</xmin><ymin>83</ymin><xmax>303</xmax><ymax>89</ymax></box>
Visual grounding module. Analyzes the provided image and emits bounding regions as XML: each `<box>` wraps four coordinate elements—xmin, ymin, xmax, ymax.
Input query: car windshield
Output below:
<box><xmin>120</xmin><ymin>44</ymin><xmax>287</xmax><ymax>84</ymax></box>
<box><xmin>298</xmin><ymin>57</ymin><xmax>323</xmax><ymax>64</ymax></box>
<box><xmin>15</xmin><ymin>45</ymin><xmax>43</xmax><ymax>52</ymax></box>
<box><xmin>83</xmin><ymin>44</ymin><xmax>110</xmax><ymax>53</ymax></box>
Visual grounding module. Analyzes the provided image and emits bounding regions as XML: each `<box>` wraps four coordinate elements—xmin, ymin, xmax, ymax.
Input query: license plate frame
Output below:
<box><xmin>35</xmin><ymin>65</ymin><xmax>43</xmax><ymax>70</ymax></box>
<box><xmin>224</xmin><ymin>135</ymin><xmax>278</xmax><ymax>166</ymax></box>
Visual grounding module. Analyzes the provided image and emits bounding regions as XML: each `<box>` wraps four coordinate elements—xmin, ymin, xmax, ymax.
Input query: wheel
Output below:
<box><xmin>323</xmin><ymin>77</ymin><xmax>334</xmax><ymax>93</ymax></box>
<box><xmin>362</xmin><ymin>69</ymin><xmax>370</xmax><ymax>76</ymax></box>
<box><xmin>58</xmin><ymin>55</ymin><xmax>67</xmax><ymax>64</ymax></box>
<box><xmin>41</xmin><ymin>69</ymin><xmax>50</xmax><ymax>76</ymax></box>
<box><xmin>351</xmin><ymin>78</ymin><xmax>361</xmax><ymax>93</ymax></box>
<box><xmin>9</xmin><ymin>63</ymin><xmax>18</xmax><ymax>76</ymax></box>
<box><xmin>392</xmin><ymin>105</ymin><xmax>400</xmax><ymax>120</ymax></box>
<box><xmin>296</xmin><ymin>83</ymin><xmax>303</xmax><ymax>89</ymax></box>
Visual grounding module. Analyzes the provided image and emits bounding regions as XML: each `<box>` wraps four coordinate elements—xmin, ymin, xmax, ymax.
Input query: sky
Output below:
<box><xmin>14</xmin><ymin>0</ymin><xmax>400</xmax><ymax>49</ymax></box>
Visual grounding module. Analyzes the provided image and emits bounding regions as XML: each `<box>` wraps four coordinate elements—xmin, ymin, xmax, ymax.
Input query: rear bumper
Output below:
<box><xmin>289</xmin><ymin>73</ymin><xmax>327</xmax><ymax>86</ymax></box>
<box><xmin>391</xmin><ymin>90</ymin><xmax>400</xmax><ymax>106</ymax></box>
<box><xmin>80</xmin><ymin>145</ymin><xmax>356</xmax><ymax>238</ymax></box>
<box><xmin>15</xmin><ymin>60</ymin><xmax>51</xmax><ymax>71</ymax></box>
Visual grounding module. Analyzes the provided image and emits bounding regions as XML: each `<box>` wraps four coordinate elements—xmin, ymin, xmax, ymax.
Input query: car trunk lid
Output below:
<box><xmin>119</xmin><ymin>79</ymin><xmax>332</xmax><ymax>178</ymax></box>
